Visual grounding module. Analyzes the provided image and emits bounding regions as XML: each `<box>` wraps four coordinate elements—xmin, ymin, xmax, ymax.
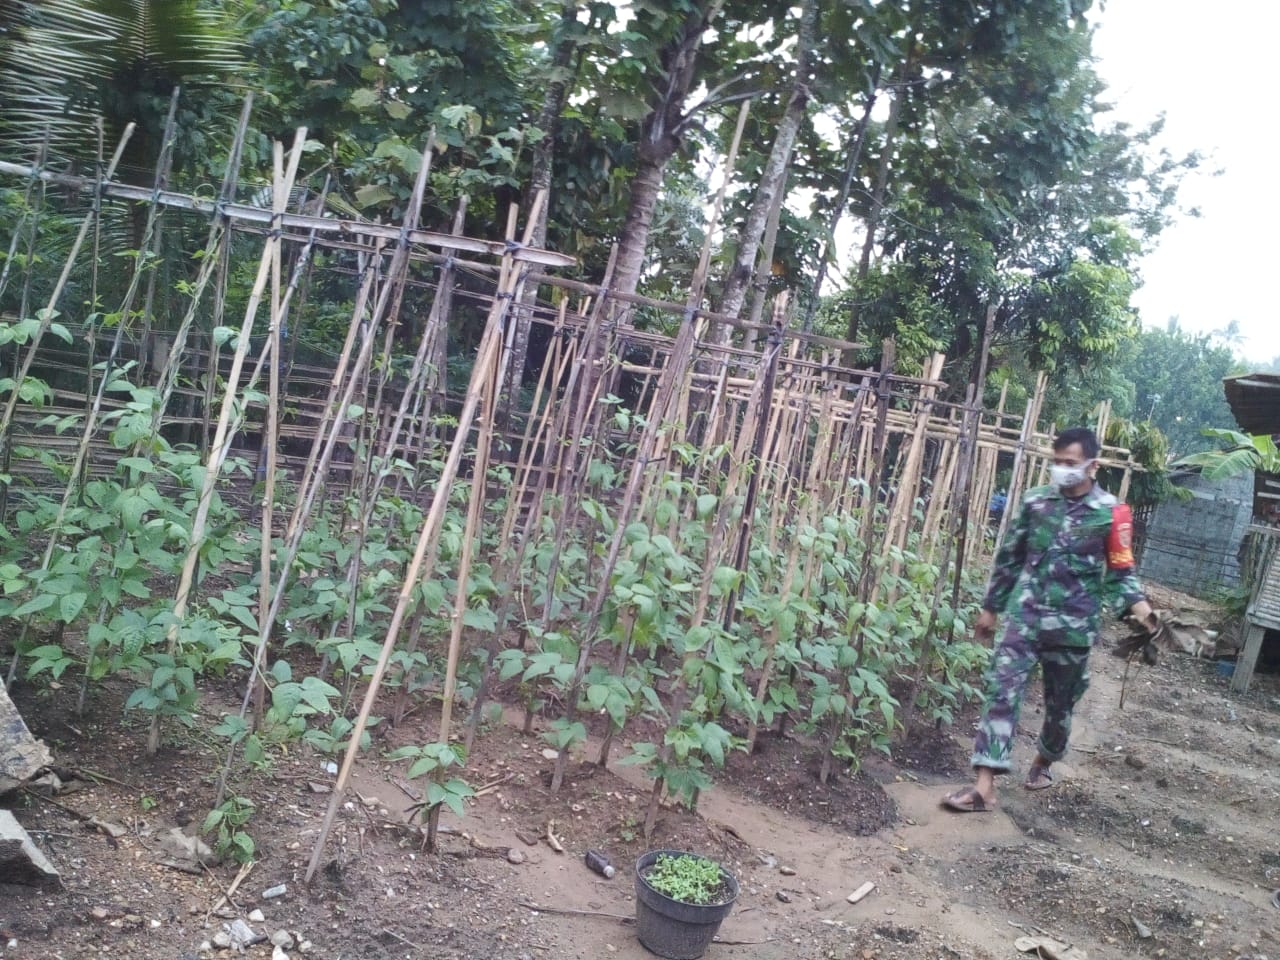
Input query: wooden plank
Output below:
<box><xmin>1248</xmin><ymin>549</ymin><xmax>1280</xmax><ymax>629</ymax></box>
<box><xmin>1230</xmin><ymin>622</ymin><xmax>1268</xmax><ymax>694</ymax></box>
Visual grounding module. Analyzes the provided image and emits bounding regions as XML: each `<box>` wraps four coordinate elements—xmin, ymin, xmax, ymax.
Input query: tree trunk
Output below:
<box><xmin>715</xmin><ymin>0</ymin><xmax>818</xmax><ymax>333</ymax></box>
<box><xmin>844</xmin><ymin>75</ymin><xmax>906</xmax><ymax>364</ymax></box>
<box><xmin>501</xmin><ymin>3</ymin><xmax>579</xmax><ymax>417</ymax></box>
<box><xmin>611</xmin><ymin>0</ymin><xmax>723</xmax><ymax>300</ymax></box>
<box><xmin>801</xmin><ymin>82</ymin><xmax>878</xmax><ymax>332</ymax></box>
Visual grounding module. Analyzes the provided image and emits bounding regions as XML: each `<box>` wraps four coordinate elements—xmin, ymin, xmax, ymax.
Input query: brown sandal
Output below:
<box><xmin>941</xmin><ymin>786</ymin><xmax>996</xmax><ymax>813</ymax></box>
<box><xmin>1024</xmin><ymin>764</ymin><xmax>1055</xmax><ymax>791</ymax></box>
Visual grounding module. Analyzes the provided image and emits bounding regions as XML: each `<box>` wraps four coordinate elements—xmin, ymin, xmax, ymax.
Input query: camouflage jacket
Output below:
<box><xmin>983</xmin><ymin>483</ymin><xmax>1146</xmax><ymax>647</ymax></box>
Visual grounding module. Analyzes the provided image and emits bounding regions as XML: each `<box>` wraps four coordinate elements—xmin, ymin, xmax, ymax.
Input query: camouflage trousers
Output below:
<box><xmin>970</xmin><ymin>624</ymin><xmax>1091</xmax><ymax>772</ymax></box>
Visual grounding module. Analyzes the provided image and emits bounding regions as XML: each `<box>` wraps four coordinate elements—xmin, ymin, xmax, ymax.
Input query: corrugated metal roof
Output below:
<box><xmin>1223</xmin><ymin>372</ymin><xmax>1280</xmax><ymax>435</ymax></box>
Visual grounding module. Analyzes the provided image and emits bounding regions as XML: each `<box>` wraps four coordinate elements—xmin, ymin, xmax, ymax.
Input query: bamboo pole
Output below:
<box><xmin>994</xmin><ymin>372</ymin><xmax>1048</xmax><ymax>552</ymax></box>
<box><xmin>881</xmin><ymin>353</ymin><xmax>946</xmax><ymax>570</ymax></box>
<box><xmin>462</xmin><ymin>301</ymin><xmax>575</xmax><ymax>750</ymax></box>
<box><xmin>0</xmin><ymin>123</ymin><xmax>135</xmax><ymax>460</ymax></box>
<box><xmin>853</xmin><ymin>341</ymin><xmax>896</xmax><ymax>605</ymax></box>
<box><xmin>495</xmin><ymin>298</ymin><xmax>569</xmax><ymax>551</ymax></box>
<box><xmin>723</xmin><ymin>294</ymin><xmax>788</xmax><ymax>626</ymax></box>
<box><xmin>0</xmin><ymin>139</ymin><xmax>47</xmax><ymax>304</ymax></box>
<box><xmin>249</xmin><ymin>142</ymin><xmax>289</xmax><ymax>730</ymax></box>
<box><xmin>547</xmin><ymin>100</ymin><xmax>750</xmax><ymax>796</ymax></box>
<box><xmin>391</xmin><ymin>214</ymin><xmax>524</xmax><ymax>729</ymax></box>
<box><xmin>149</xmin><ymin>97</ymin><xmax>255</xmax><ymax>447</ymax></box>
<box><xmin>0</xmin><ymin>137</ymin><xmax>50</xmax><ymax>526</ymax></box>
<box><xmin>426</xmin><ymin>304</ymin><xmax>500</xmax><ymax>851</ymax></box>
<box><xmin>224</xmin><ymin>139</ymin><xmax>440</xmax><ymax>778</ymax></box>
<box><xmin>5</xmin><ymin>104</ymin><xmax>181</xmax><ymax>688</ymax></box>
<box><xmin>457</xmin><ymin>248</ymin><xmax>620</xmax><ymax>742</ymax></box>
<box><xmin>898</xmin><ymin>381</ymin><xmax>982</xmax><ymax>734</ymax></box>
<box><xmin>641</xmin><ymin>323</ymin><xmax>780</xmax><ymax>832</ymax></box>
<box><xmin>147</xmin><ymin>128</ymin><xmax>307</xmax><ymax>754</ymax></box>
<box><xmin>303</xmin><ymin>191</ymin><xmax>546</xmax><ymax>884</ymax></box>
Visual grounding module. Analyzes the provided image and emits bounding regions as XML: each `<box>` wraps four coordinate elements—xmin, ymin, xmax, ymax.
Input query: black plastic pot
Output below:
<box><xmin>634</xmin><ymin>849</ymin><xmax>739</xmax><ymax>960</ymax></box>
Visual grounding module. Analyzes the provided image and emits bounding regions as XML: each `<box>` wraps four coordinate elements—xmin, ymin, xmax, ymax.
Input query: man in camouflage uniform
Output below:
<box><xmin>942</xmin><ymin>427</ymin><xmax>1156</xmax><ymax>812</ymax></box>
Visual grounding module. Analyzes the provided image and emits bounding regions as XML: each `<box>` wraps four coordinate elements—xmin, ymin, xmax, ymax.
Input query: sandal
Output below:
<box><xmin>941</xmin><ymin>786</ymin><xmax>996</xmax><ymax>813</ymax></box>
<box><xmin>1024</xmin><ymin>764</ymin><xmax>1055</xmax><ymax>791</ymax></box>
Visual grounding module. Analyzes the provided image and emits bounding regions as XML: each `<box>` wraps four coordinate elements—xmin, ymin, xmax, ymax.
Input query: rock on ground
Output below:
<box><xmin>0</xmin><ymin>809</ymin><xmax>59</xmax><ymax>885</ymax></box>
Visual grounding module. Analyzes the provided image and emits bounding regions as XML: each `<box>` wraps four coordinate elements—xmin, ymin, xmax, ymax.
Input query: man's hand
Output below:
<box><xmin>975</xmin><ymin>608</ymin><xmax>998</xmax><ymax>642</ymax></box>
<box><xmin>1128</xmin><ymin>599</ymin><xmax>1157</xmax><ymax>629</ymax></box>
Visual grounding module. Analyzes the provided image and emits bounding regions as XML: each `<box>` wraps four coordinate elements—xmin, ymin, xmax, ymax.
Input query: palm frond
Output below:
<box><xmin>0</xmin><ymin>0</ymin><xmax>244</xmax><ymax>157</ymax></box>
<box><xmin>1174</xmin><ymin>447</ymin><xmax>1260</xmax><ymax>482</ymax></box>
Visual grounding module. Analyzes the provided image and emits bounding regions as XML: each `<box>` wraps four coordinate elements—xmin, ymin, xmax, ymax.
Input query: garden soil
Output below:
<box><xmin>3</xmin><ymin>594</ymin><xmax>1279</xmax><ymax>960</ymax></box>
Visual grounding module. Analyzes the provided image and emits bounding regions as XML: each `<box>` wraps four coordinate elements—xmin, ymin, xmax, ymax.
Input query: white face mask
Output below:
<box><xmin>1050</xmin><ymin>463</ymin><xmax>1090</xmax><ymax>490</ymax></box>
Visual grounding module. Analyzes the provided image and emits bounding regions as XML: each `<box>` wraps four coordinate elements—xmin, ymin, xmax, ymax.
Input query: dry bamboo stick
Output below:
<box><xmin>882</xmin><ymin>353</ymin><xmax>946</xmax><ymax>562</ymax></box>
<box><xmin>4</xmin><ymin>104</ymin><xmax>179</xmax><ymax>682</ymax></box>
<box><xmin>919</xmin><ymin>434</ymin><xmax>958</xmax><ymax>557</ymax></box>
<box><xmin>248</xmin><ymin>142</ymin><xmax>289</xmax><ymax>731</ymax></box>
<box><xmin>394</xmin><ymin>196</ymin><xmax>467</xmax><ymax>500</ymax></box>
<box><xmin>151</xmin><ymin>97</ymin><xmax>255</xmax><ymax>445</ymax></box>
<box><xmin>147</xmin><ymin>129</ymin><xmax>307</xmax><ymax>753</ymax></box>
<box><xmin>897</xmin><ymin>383</ymin><xmax>982</xmax><ymax>735</ymax></box>
<box><xmin>467</xmin><ymin>248</ymin><xmax>619</xmax><ymax>690</ymax></box>
<box><xmin>427</xmin><ymin>317</ymin><xmax>500</xmax><ymax>850</ymax></box>
<box><xmin>495</xmin><ymin>299</ymin><xmax>570</xmax><ymax>551</ymax></box>
<box><xmin>0</xmin><ymin>124</ymin><xmax>135</xmax><ymax>453</ymax></box>
<box><xmin>460</xmin><ymin>246</ymin><xmax>603</xmax><ymax>750</ymax></box>
<box><xmin>233</xmin><ymin>140</ymin><xmax>440</xmax><ymax>758</ymax></box>
<box><xmin>304</xmin><ymin>191</ymin><xmax>546</xmax><ymax>883</ymax></box>
<box><xmin>853</xmin><ymin>341</ymin><xmax>896</xmax><ymax>609</ymax></box>
<box><xmin>0</xmin><ymin>139</ymin><xmax>46</xmax><ymax>303</ymax></box>
<box><xmin>641</xmin><ymin>310</ymin><xmax>781</xmax><ymax>832</ymax></box>
<box><xmin>994</xmin><ymin>372</ymin><xmax>1048</xmax><ymax>551</ymax></box>
<box><xmin>549</xmin><ymin>102</ymin><xmax>751</xmax><ymax>797</ymax></box>
<box><xmin>0</xmin><ymin>160</ymin><xmax>575</xmax><ymax>270</ymax></box>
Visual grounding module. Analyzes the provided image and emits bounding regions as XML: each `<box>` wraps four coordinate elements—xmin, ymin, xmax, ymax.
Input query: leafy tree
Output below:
<box><xmin>1113</xmin><ymin>321</ymin><xmax>1246</xmax><ymax>455</ymax></box>
<box><xmin>988</xmin><ymin>320</ymin><xmax>1244</xmax><ymax>459</ymax></box>
<box><xmin>606</xmin><ymin>0</ymin><xmax>727</xmax><ymax>299</ymax></box>
<box><xmin>824</xmin><ymin>1</ymin><xmax>1195</xmax><ymax>381</ymax></box>
<box><xmin>243</xmin><ymin>0</ymin><xmax>535</xmax><ymax>221</ymax></box>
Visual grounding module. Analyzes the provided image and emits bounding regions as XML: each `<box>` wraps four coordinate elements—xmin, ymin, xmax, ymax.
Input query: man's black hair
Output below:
<box><xmin>1053</xmin><ymin>427</ymin><xmax>1100</xmax><ymax>459</ymax></box>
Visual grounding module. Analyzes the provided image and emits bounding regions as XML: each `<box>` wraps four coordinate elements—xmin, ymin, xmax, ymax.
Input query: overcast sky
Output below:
<box><xmin>1092</xmin><ymin>0</ymin><xmax>1278</xmax><ymax>365</ymax></box>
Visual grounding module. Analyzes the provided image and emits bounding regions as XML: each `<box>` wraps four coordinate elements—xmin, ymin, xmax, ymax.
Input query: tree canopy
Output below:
<box><xmin>0</xmin><ymin>0</ymin><xmax>1211</xmax><ymax>392</ymax></box>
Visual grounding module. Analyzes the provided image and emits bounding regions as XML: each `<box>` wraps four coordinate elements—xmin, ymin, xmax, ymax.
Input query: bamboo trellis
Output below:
<box><xmin>0</xmin><ymin>110</ymin><xmax>1144</xmax><ymax>866</ymax></box>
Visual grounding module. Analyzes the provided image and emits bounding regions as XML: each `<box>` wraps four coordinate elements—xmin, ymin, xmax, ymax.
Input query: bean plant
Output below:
<box><xmin>2</xmin><ymin>301</ymin><xmax>991</xmax><ymax>848</ymax></box>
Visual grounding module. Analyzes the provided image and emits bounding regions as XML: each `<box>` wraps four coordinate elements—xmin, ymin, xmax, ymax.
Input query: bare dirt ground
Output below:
<box><xmin>3</xmin><ymin>590</ymin><xmax>1279</xmax><ymax>960</ymax></box>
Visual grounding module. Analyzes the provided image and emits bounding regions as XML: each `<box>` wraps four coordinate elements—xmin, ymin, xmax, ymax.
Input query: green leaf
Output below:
<box><xmin>461</xmin><ymin>606</ymin><xmax>497</xmax><ymax>632</ymax></box>
<box><xmin>13</xmin><ymin>593</ymin><xmax>56</xmax><ymax>618</ymax></box>
<box><xmin>232</xmin><ymin>831</ymin><xmax>255</xmax><ymax>860</ymax></box>
<box><xmin>225</xmin><ymin>604</ymin><xmax>259</xmax><ymax>632</ymax></box>
<box><xmin>299</xmin><ymin>676</ymin><xmax>339</xmax><ymax>713</ymax></box>
<box><xmin>59</xmin><ymin>591</ymin><xmax>87</xmax><ymax>623</ymax></box>
<box><xmin>355</xmin><ymin>184</ymin><xmax>394</xmax><ymax>208</ymax></box>
<box><xmin>407</xmin><ymin>755</ymin><xmax>439</xmax><ymax>779</ymax></box>
<box><xmin>585</xmin><ymin>683</ymin><xmax>610</xmax><ymax>710</ymax></box>
<box><xmin>212</xmin><ymin>715</ymin><xmax>248</xmax><ymax>741</ymax></box>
